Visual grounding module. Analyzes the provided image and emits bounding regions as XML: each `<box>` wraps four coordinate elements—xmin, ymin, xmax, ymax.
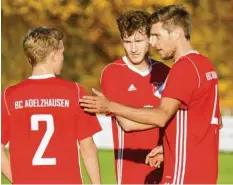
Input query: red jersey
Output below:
<box><xmin>161</xmin><ymin>51</ymin><xmax>220</xmax><ymax>184</ymax></box>
<box><xmin>101</xmin><ymin>56</ymin><xmax>170</xmax><ymax>184</ymax></box>
<box><xmin>1</xmin><ymin>75</ymin><xmax>102</xmax><ymax>184</ymax></box>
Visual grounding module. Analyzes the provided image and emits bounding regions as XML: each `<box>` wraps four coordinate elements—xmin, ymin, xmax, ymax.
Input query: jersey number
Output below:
<box><xmin>31</xmin><ymin>114</ymin><xmax>56</xmax><ymax>166</ymax></box>
<box><xmin>211</xmin><ymin>84</ymin><xmax>219</xmax><ymax>125</ymax></box>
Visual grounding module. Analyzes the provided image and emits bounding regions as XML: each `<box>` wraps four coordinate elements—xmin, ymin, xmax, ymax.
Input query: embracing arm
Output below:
<box><xmin>80</xmin><ymin>89</ymin><xmax>181</xmax><ymax>128</ymax></box>
<box><xmin>109</xmin><ymin>97</ymin><xmax>181</xmax><ymax>127</ymax></box>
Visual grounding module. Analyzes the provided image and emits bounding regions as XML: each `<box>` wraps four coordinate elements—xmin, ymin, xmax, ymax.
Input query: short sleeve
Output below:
<box><xmin>162</xmin><ymin>58</ymin><xmax>199</xmax><ymax>106</ymax></box>
<box><xmin>76</xmin><ymin>85</ymin><xmax>102</xmax><ymax>141</ymax></box>
<box><xmin>1</xmin><ymin>94</ymin><xmax>10</xmax><ymax>145</ymax></box>
<box><xmin>101</xmin><ymin>65</ymin><xmax>129</xmax><ymax>117</ymax></box>
<box><xmin>101</xmin><ymin>65</ymin><xmax>126</xmax><ymax>104</ymax></box>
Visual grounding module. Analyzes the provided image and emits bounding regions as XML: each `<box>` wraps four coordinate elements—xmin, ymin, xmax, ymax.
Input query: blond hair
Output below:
<box><xmin>23</xmin><ymin>26</ymin><xmax>64</xmax><ymax>66</ymax></box>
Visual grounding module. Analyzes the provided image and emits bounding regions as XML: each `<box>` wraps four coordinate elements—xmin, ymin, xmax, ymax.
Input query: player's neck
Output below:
<box><xmin>31</xmin><ymin>64</ymin><xmax>55</xmax><ymax>76</ymax></box>
<box><xmin>132</xmin><ymin>61</ymin><xmax>149</xmax><ymax>72</ymax></box>
<box><xmin>127</xmin><ymin>57</ymin><xmax>150</xmax><ymax>72</ymax></box>
<box><xmin>173</xmin><ymin>39</ymin><xmax>193</xmax><ymax>62</ymax></box>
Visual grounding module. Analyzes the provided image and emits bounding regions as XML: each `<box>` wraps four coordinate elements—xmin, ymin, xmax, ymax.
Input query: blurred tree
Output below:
<box><xmin>1</xmin><ymin>0</ymin><xmax>233</xmax><ymax>110</ymax></box>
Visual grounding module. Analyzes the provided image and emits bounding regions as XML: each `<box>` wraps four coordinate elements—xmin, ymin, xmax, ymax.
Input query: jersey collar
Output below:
<box><xmin>122</xmin><ymin>56</ymin><xmax>152</xmax><ymax>77</ymax></box>
<box><xmin>28</xmin><ymin>74</ymin><xmax>55</xmax><ymax>79</ymax></box>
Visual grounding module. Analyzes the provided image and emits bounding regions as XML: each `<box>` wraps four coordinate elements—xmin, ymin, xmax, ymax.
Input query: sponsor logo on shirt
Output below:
<box><xmin>152</xmin><ymin>82</ymin><xmax>165</xmax><ymax>98</ymax></box>
<box><xmin>206</xmin><ymin>71</ymin><xmax>217</xmax><ymax>81</ymax></box>
<box><xmin>128</xmin><ymin>84</ymin><xmax>137</xmax><ymax>91</ymax></box>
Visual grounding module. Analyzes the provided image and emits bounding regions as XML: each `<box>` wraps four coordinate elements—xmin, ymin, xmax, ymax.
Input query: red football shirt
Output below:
<box><xmin>1</xmin><ymin>75</ymin><xmax>102</xmax><ymax>184</ymax></box>
<box><xmin>101</xmin><ymin>56</ymin><xmax>170</xmax><ymax>184</ymax></box>
<box><xmin>161</xmin><ymin>51</ymin><xmax>220</xmax><ymax>184</ymax></box>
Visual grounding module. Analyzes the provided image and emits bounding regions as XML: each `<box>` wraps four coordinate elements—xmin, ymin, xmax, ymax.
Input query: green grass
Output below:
<box><xmin>218</xmin><ymin>152</ymin><xmax>233</xmax><ymax>184</ymax></box>
<box><xmin>1</xmin><ymin>150</ymin><xmax>233</xmax><ymax>184</ymax></box>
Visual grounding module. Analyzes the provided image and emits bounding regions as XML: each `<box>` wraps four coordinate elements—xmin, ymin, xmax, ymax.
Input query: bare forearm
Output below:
<box><xmin>81</xmin><ymin>148</ymin><xmax>101</xmax><ymax>184</ymax></box>
<box><xmin>116</xmin><ymin>116</ymin><xmax>156</xmax><ymax>132</ymax></box>
<box><xmin>80</xmin><ymin>140</ymin><xmax>101</xmax><ymax>184</ymax></box>
<box><xmin>80</xmin><ymin>94</ymin><xmax>181</xmax><ymax>127</ymax></box>
<box><xmin>1</xmin><ymin>146</ymin><xmax>12</xmax><ymax>182</ymax></box>
<box><xmin>110</xmin><ymin>102</ymin><xmax>167</xmax><ymax>127</ymax></box>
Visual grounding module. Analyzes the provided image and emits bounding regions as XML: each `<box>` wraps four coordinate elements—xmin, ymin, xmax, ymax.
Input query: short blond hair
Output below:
<box><xmin>23</xmin><ymin>26</ymin><xmax>64</xmax><ymax>66</ymax></box>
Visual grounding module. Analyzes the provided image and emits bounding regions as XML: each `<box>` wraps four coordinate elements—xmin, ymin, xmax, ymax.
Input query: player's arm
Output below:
<box><xmin>1</xmin><ymin>94</ymin><xmax>12</xmax><ymax>182</ymax></box>
<box><xmin>82</xmin><ymin>88</ymin><xmax>173</xmax><ymax>129</ymax></box>
<box><xmin>109</xmin><ymin>97</ymin><xmax>181</xmax><ymax>127</ymax></box>
<box><xmin>79</xmin><ymin>138</ymin><xmax>101</xmax><ymax>184</ymax></box>
<box><xmin>76</xmin><ymin>84</ymin><xmax>102</xmax><ymax>184</ymax></box>
<box><xmin>115</xmin><ymin>116</ymin><xmax>156</xmax><ymax>132</ymax></box>
<box><xmin>80</xmin><ymin>91</ymin><xmax>181</xmax><ymax>127</ymax></box>
<box><xmin>1</xmin><ymin>144</ymin><xmax>12</xmax><ymax>183</ymax></box>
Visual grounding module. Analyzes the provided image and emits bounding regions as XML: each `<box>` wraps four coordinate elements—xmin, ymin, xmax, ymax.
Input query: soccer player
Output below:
<box><xmin>100</xmin><ymin>10</ymin><xmax>169</xmax><ymax>184</ymax></box>
<box><xmin>1</xmin><ymin>27</ymin><xmax>101</xmax><ymax>184</ymax></box>
<box><xmin>80</xmin><ymin>5</ymin><xmax>221</xmax><ymax>184</ymax></box>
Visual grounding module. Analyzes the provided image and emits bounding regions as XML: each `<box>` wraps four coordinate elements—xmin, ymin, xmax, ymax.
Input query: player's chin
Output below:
<box><xmin>131</xmin><ymin>57</ymin><xmax>144</xmax><ymax>64</ymax></box>
<box><xmin>161</xmin><ymin>53</ymin><xmax>173</xmax><ymax>60</ymax></box>
<box><xmin>159</xmin><ymin>54</ymin><xmax>166</xmax><ymax>60</ymax></box>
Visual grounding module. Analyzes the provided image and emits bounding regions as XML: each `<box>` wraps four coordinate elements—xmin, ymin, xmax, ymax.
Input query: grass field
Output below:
<box><xmin>1</xmin><ymin>150</ymin><xmax>233</xmax><ymax>184</ymax></box>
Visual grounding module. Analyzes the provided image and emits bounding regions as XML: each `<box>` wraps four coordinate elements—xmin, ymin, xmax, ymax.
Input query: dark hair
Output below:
<box><xmin>23</xmin><ymin>26</ymin><xmax>64</xmax><ymax>66</ymax></box>
<box><xmin>151</xmin><ymin>5</ymin><xmax>192</xmax><ymax>40</ymax></box>
<box><xmin>117</xmin><ymin>10</ymin><xmax>151</xmax><ymax>38</ymax></box>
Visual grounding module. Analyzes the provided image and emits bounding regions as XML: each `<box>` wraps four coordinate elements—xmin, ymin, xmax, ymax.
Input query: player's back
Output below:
<box><xmin>162</xmin><ymin>52</ymin><xmax>220</xmax><ymax>184</ymax></box>
<box><xmin>2</xmin><ymin>75</ymin><xmax>85</xmax><ymax>184</ymax></box>
<box><xmin>183</xmin><ymin>53</ymin><xmax>220</xmax><ymax>183</ymax></box>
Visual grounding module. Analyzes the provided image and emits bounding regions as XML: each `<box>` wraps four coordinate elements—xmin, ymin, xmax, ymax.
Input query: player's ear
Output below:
<box><xmin>48</xmin><ymin>50</ymin><xmax>56</xmax><ymax>63</ymax></box>
<box><xmin>171</xmin><ymin>28</ymin><xmax>182</xmax><ymax>40</ymax></box>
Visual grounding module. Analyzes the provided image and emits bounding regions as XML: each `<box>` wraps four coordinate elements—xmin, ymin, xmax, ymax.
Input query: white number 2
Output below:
<box><xmin>211</xmin><ymin>84</ymin><xmax>219</xmax><ymax>125</ymax></box>
<box><xmin>31</xmin><ymin>114</ymin><xmax>56</xmax><ymax>166</ymax></box>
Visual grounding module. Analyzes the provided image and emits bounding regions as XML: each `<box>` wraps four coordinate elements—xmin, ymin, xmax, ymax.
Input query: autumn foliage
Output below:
<box><xmin>2</xmin><ymin>0</ymin><xmax>233</xmax><ymax>111</ymax></box>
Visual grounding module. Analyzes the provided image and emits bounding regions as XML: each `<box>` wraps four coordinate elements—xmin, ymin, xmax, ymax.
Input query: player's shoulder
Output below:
<box><xmin>175</xmin><ymin>52</ymin><xmax>213</xmax><ymax>71</ymax></box>
<box><xmin>176</xmin><ymin>52</ymin><xmax>208</xmax><ymax>65</ymax></box>
<box><xmin>3</xmin><ymin>78</ymin><xmax>76</xmax><ymax>96</ymax></box>
<box><xmin>73</xmin><ymin>82</ymin><xmax>87</xmax><ymax>94</ymax></box>
<box><xmin>173</xmin><ymin>52</ymin><xmax>198</xmax><ymax>68</ymax></box>
<box><xmin>100</xmin><ymin>57</ymin><xmax>127</xmax><ymax>80</ymax></box>
<box><xmin>170</xmin><ymin>52</ymin><xmax>211</xmax><ymax>80</ymax></box>
<box><xmin>55</xmin><ymin>78</ymin><xmax>88</xmax><ymax>94</ymax></box>
<box><xmin>185</xmin><ymin>52</ymin><xmax>214</xmax><ymax>68</ymax></box>
<box><xmin>53</xmin><ymin>77</ymin><xmax>76</xmax><ymax>87</ymax></box>
<box><xmin>3</xmin><ymin>79</ymin><xmax>31</xmax><ymax>97</ymax></box>
<box><xmin>103</xmin><ymin>57</ymin><xmax>126</xmax><ymax>72</ymax></box>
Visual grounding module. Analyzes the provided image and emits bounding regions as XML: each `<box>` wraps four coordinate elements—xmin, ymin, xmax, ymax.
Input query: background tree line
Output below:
<box><xmin>2</xmin><ymin>0</ymin><xmax>233</xmax><ymax>113</ymax></box>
